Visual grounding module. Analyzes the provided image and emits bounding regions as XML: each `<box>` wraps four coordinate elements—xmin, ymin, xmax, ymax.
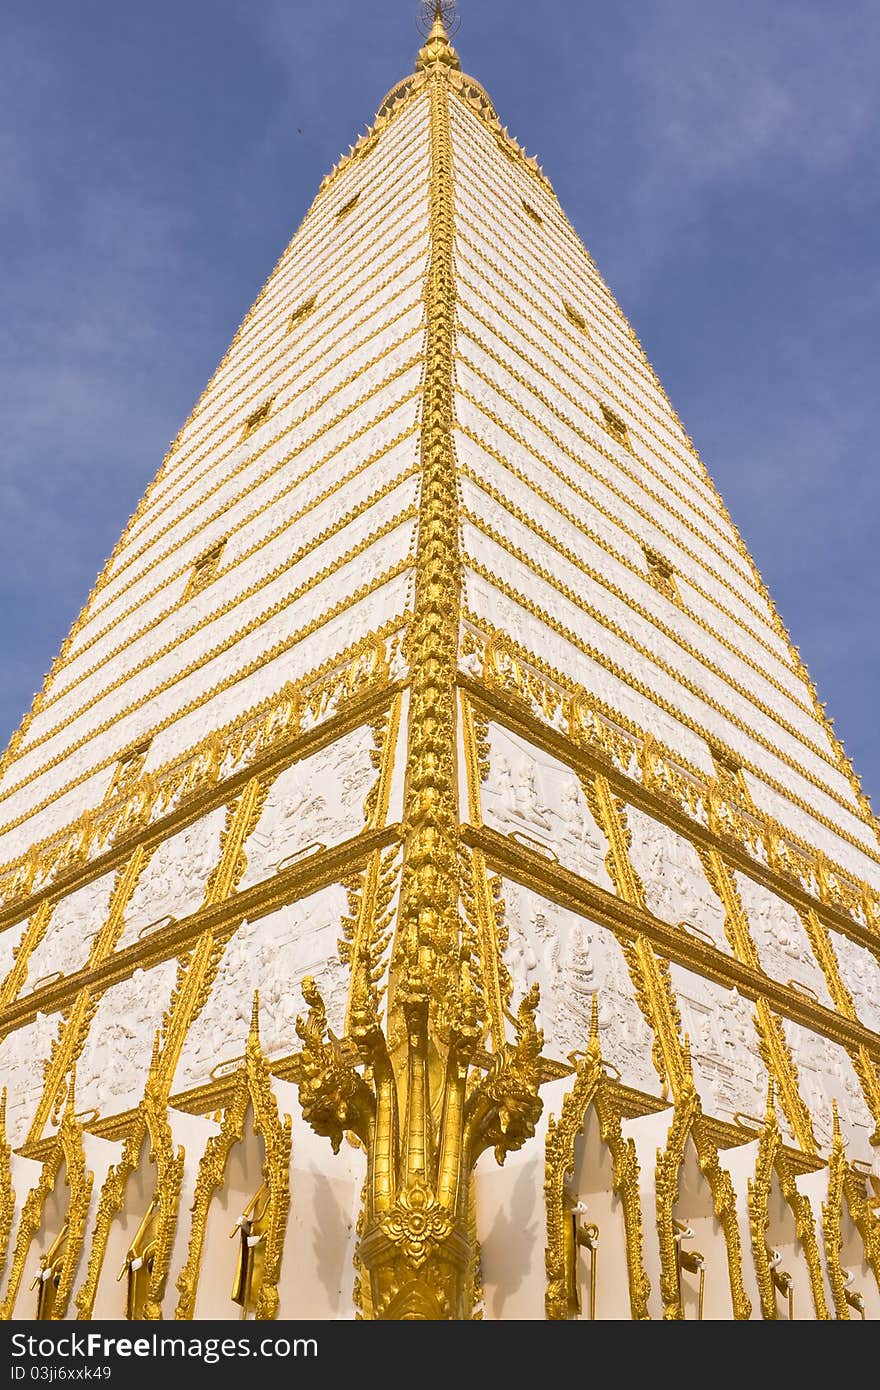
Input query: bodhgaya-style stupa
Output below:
<box><xmin>0</xmin><ymin>3</ymin><xmax>879</xmax><ymax>1322</ymax></box>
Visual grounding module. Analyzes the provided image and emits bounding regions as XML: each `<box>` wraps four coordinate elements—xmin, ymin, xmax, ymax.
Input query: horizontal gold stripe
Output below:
<box><xmin>0</xmin><ymin>575</ymin><xmax>413</xmax><ymax>843</ymax></box>
<box><xmin>461</xmin><ymin>580</ymin><xmax>873</xmax><ymax>856</ymax></box>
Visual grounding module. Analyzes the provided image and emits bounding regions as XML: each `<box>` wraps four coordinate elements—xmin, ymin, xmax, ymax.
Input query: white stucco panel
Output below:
<box><xmin>783</xmin><ymin>1018</ymin><xmax>875</xmax><ymax>1161</ymax></box>
<box><xmin>480</xmin><ymin>722</ymin><xmax>613</xmax><ymax>887</ymax></box>
<box><xmin>625</xmin><ymin>806</ymin><xmax>731</xmax><ymax>954</ymax></box>
<box><xmin>20</xmin><ymin>871</ymin><xmax>117</xmax><ymax>995</ymax></box>
<box><xmin>829</xmin><ymin>929</ymin><xmax>880</xmax><ymax>1037</ymax></box>
<box><xmin>75</xmin><ymin>958</ymin><xmax>179</xmax><ymax>1120</ymax></box>
<box><xmin>0</xmin><ymin>1012</ymin><xmax>61</xmax><ymax>1146</ymax></box>
<box><xmin>498</xmin><ymin>880</ymin><xmax>661</xmax><ymax>1096</ymax></box>
<box><xmin>668</xmin><ymin>962</ymin><xmax>783</xmax><ymax>1134</ymax></box>
<box><xmin>116</xmin><ymin>806</ymin><xmax>228</xmax><ymax>952</ymax></box>
<box><xmin>238</xmin><ymin>726</ymin><xmax>378</xmax><ymax>892</ymax></box>
<box><xmin>734</xmin><ymin>873</ymin><xmax>834</xmax><ymax>1009</ymax></box>
<box><xmin>173</xmin><ymin>884</ymin><xmax>349</xmax><ymax>1092</ymax></box>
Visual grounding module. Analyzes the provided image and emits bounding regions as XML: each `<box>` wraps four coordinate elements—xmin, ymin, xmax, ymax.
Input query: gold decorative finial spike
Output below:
<box><xmin>415</xmin><ymin>0</ymin><xmax>461</xmax><ymax>71</ymax></box>
<box><xmin>249</xmin><ymin>990</ymin><xmax>261</xmax><ymax>1047</ymax></box>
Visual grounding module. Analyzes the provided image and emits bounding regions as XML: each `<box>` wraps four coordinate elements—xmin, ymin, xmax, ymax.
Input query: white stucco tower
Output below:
<box><xmin>1</xmin><ymin>7</ymin><xmax>879</xmax><ymax>1322</ymax></box>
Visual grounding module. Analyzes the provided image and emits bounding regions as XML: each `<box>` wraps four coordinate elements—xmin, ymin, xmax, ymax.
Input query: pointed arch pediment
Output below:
<box><xmin>175</xmin><ymin>1010</ymin><xmax>291</xmax><ymax>1320</ymax></box>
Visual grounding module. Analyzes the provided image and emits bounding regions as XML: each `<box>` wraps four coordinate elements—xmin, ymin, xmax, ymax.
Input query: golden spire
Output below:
<box><xmin>416</xmin><ymin>1</ymin><xmax>461</xmax><ymax>71</ymax></box>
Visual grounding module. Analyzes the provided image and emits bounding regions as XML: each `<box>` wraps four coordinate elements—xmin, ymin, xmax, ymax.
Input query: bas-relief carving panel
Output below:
<box><xmin>238</xmin><ymin>727</ymin><xmax>379</xmax><ymax>892</ymax></box>
<box><xmin>19</xmin><ymin>872</ymin><xmax>116</xmax><ymax>995</ymax></box>
<box><xmin>173</xmin><ymin>886</ymin><xmax>349</xmax><ymax>1092</ymax></box>
<box><xmin>733</xmin><ymin>873</ymin><xmax>834</xmax><ymax>1010</ymax></box>
<box><xmin>781</xmin><ymin>1018</ymin><xmax>875</xmax><ymax>1161</ymax></box>
<box><xmin>624</xmin><ymin>806</ymin><xmax>731</xmax><ymax>955</ymax></box>
<box><xmin>742</xmin><ymin>777</ymin><xmax>878</xmax><ymax>891</ymax></box>
<box><xmin>468</xmin><ymin>525</ymin><xmax>846</xmax><ymax>813</ymax></box>
<box><xmin>0</xmin><ymin>1013</ymin><xmax>60</xmax><ymax>1147</ymax></box>
<box><xmin>830</xmin><ymin>929</ymin><xmax>880</xmax><ymax>1037</ymax></box>
<box><xmin>667</xmin><ymin>961</ymin><xmax>783</xmax><ymax>1134</ymax></box>
<box><xmin>116</xmin><ymin>808</ymin><xmax>228</xmax><ymax>951</ymax></box>
<box><xmin>0</xmin><ymin>916</ymin><xmax>32</xmax><ymax>993</ymax></box>
<box><xmin>74</xmin><ymin>959</ymin><xmax>179</xmax><ymax>1119</ymax></box>
<box><xmin>21</xmin><ymin>497</ymin><xmax>417</xmax><ymax>779</ymax></box>
<box><xmin>463</xmin><ymin>570</ymin><xmax>713</xmax><ymax>772</ymax></box>
<box><xmin>498</xmin><ymin>879</ymin><xmax>661</xmax><ymax>1095</ymax></box>
<box><xmin>153</xmin><ymin>570</ymin><xmax>412</xmax><ymax>769</ymax></box>
<box><xmin>7</xmin><ymin>534</ymin><xmax>414</xmax><ymax>832</ymax></box>
<box><xmin>480</xmin><ymin>721</ymin><xmax>613</xmax><ymax>885</ymax></box>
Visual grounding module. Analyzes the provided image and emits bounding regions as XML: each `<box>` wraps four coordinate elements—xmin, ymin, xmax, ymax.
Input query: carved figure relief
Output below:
<box><xmin>174</xmin><ymin>885</ymin><xmax>348</xmax><ymax>1091</ymax></box>
<box><xmin>482</xmin><ymin>724</ymin><xmax>613</xmax><ymax>885</ymax></box>
<box><xmin>117</xmin><ymin>808</ymin><xmax>228</xmax><ymax>950</ymax></box>
<box><xmin>238</xmin><ymin>729</ymin><xmax>379</xmax><ymax>891</ymax></box>
<box><xmin>0</xmin><ymin>1012</ymin><xmax>62</xmax><ymax>1146</ymax></box>
<box><xmin>74</xmin><ymin>959</ymin><xmax>179</xmax><ymax>1120</ymax></box>
<box><xmin>22</xmin><ymin>872</ymin><xmax>116</xmax><ymax>993</ymax></box>
<box><xmin>782</xmin><ymin>1020</ymin><xmax>875</xmax><ymax>1160</ymax></box>
<box><xmin>734</xmin><ymin>873</ymin><xmax>834</xmax><ymax>1008</ymax></box>
<box><xmin>625</xmin><ymin>808</ymin><xmax>730</xmax><ymax>954</ymax></box>
<box><xmin>500</xmin><ymin>879</ymin><xmax>660</xmax><ymax>1094</ymax></box>
<box><xmin>668</xmin><ymin>962</ymin><xmax>782</xmax><ymax>1132</ymax></box>
<box><xmin>828</xmin><ymin>929</ymin><xmax>880</xmax><ymax>1037</ymax></box>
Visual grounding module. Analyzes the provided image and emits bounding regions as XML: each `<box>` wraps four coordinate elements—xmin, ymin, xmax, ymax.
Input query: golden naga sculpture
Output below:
<box><xmin>295</xmin><ymin>950</ymin><xmax>545</xmax><ymax>1320</ymax></box>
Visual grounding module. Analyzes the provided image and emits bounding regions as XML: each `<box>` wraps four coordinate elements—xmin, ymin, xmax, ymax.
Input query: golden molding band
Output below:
<box><xmin>6</xmin><ymin>514</ymin><xmax>417</xmax><ymax>796</ymax></box>
<box><xmin>458</xmin><ymin>627</ymin><xmax>880</xmax><ymax>912</ymax></box>
<box><xmin>462</xmin><ymin>566</ymin><xmax>869</xmax><ymax>844</ymax></box>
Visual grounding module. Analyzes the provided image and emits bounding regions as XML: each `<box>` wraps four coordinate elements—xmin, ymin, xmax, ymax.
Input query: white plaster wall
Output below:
<box><xmin>734</xmin><ymin>873</ymin><xmax>834</xmax><ymax>1009</ymax></box>
<box><xmin>173</xmin><ymin>886</ymin><xmax>349</xmax><ymax>1093</ymax></box>
<box><xmin>277</xmin><ymin>1082</ymin><xmax>362</xmax><ymax>1319</ymax></box>
<box><xmin>74</xmin><ymin>958</ymin><xmax>180</xmax><ymax>1121</ymax></box>
<box><xmin>86</xmin><ymin>1135</ymin><xmax>154</xmax><ymax>1321</ymax></box>
<box><xmin>626</xmin><ymin>807</ymin><xmax>730</xmax><ymax>954</ymax></box>
<box><xmin>475</xmin><ymin>1091</ymin><xmax>552</xmax><ymax>1319</ymax></box>
<box><xmin>160</xmin><ymin>1108</ymin><xmax>221</xmax><ymax>1317</ymax></box>
<box><xmin>674</xmin><ymin>1138</ymin><xmax>736</xmax><ymax>1319</ymax></box>
<box><xmin>10</xmin><ymin>1163</ymin><xmax>70</xmax><ymax>1321</ymax></box>
<box><xmin>115</xmin><ymin>806</ymin><xmax>227</xmax><ymax>951</ymax></box>
<box><xmin>568</xmin><ymin>1104</ymin><xmax>638</xmax><ymax>1319</ymax></box>
<box><xmin>621</xmin><ymin>1107</ymin><xmax>675</xmax><ymax>1321</ymax></box>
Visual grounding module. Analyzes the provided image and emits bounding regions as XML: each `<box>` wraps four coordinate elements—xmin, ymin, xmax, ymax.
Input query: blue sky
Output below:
<box><xmin>1</xmin><ymin>1</ymin><xmax>878</xmax><ymax>809</ymax></box>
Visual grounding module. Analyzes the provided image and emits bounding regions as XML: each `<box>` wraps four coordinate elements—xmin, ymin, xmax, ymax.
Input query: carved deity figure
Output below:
<box><xmin>230</xmin><ymin>1183</ymin><xmax>270</xmax><ymax>1317</ymax></box>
